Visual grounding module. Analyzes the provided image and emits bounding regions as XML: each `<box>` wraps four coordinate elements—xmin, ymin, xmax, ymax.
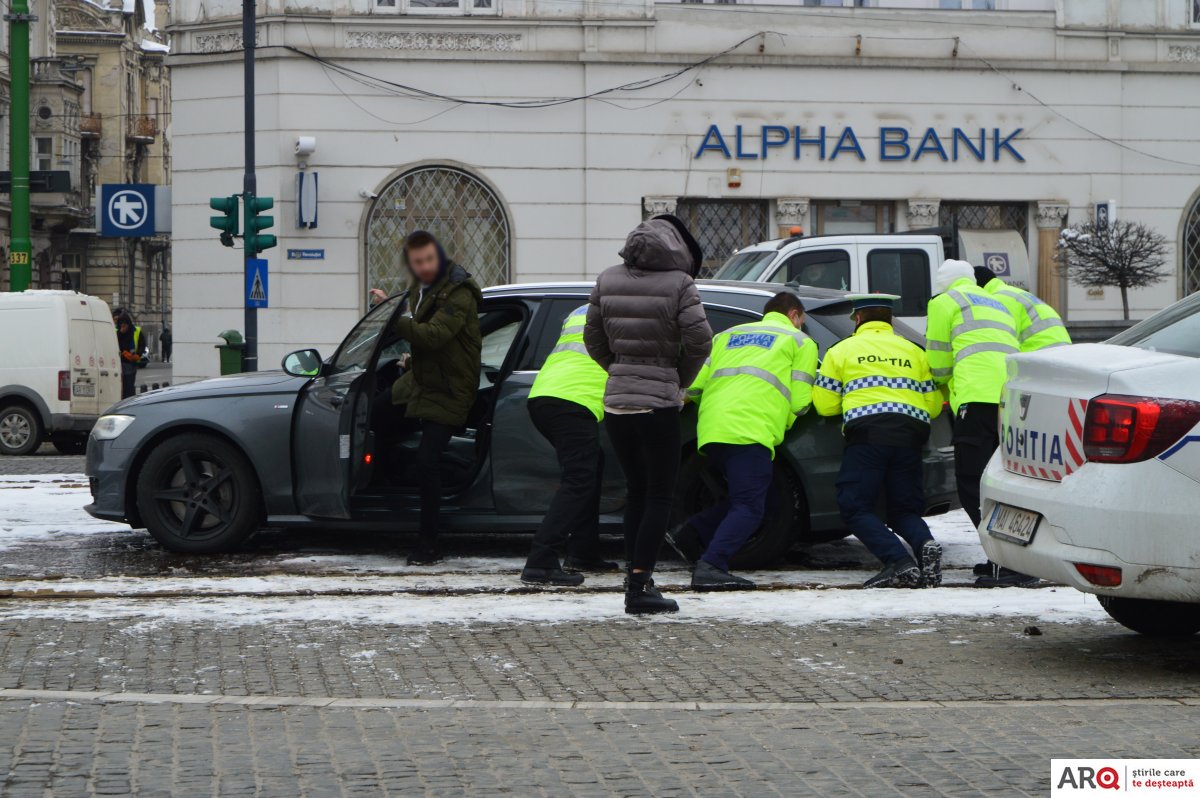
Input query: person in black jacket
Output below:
<box><xmin>115</xmin><ymin>312</ymin><xmax>139</xmax><ymax>398</ymax></box>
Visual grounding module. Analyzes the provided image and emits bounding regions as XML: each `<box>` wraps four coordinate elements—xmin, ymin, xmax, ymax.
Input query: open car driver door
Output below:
<box><xmin>291</xmin><ymin>294</ymin><xmax>406</xmax><ymax>518</ymax></box>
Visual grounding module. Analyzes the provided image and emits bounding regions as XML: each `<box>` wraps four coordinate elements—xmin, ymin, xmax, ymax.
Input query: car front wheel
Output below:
<box><xmin>1098</xmin><ymin>595</ymin><xmax>1200</xmax><ymax>637</ymax></box>
<box><xmin>674</xmin><ymin>452</ymin><xmax>806</xmax><ymax>570</ymax></box>
<box><xmin>135</xmin><ymin>432</ymin><xmax>262</xmax><ymax>554</ymax></box>
<box><xmin>0</xmin><ymin>404</ymin><xmax>42</xmax><ymax>456</ymax></box>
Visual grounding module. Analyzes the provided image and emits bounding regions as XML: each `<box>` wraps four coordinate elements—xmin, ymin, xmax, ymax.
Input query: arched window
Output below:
<box><xmin>1184</xmin><ymin>195</ymin><xmax>1200</xmax><ymax>296</ymax></box>
<box><xmin>366</xmin><ymin>166</ymin><xmax>510</xmax><ymax>294</ymax></box>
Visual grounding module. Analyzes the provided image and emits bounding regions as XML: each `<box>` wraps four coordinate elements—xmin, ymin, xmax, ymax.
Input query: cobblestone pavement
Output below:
<box><xmin>0</xmin><ymin>450</ymin><xmax>84</xmax><ymax>475</ymax></box>
<box><xmin>0</xmin><ymin>612</ymin><xmax>1198</xmax><ymax>796</ymax></box>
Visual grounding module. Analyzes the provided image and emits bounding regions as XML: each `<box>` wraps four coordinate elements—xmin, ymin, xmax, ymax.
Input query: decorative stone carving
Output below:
<box><xmin>57</xmin><ymin>6</ymin><xmax>115</xmax><ymax>33</ymax></box>
<box><xmin>643</xmin><ymin>196</ymin><xmax>678</xmax><ymax>216</ymax></box>
<box><xmin>345</xmin><ymin>31</ymin><xmax>522</xmax><ymax>52</ymax></box>
<box><xmin>194</xmin><ymin>31</ymin><xmax>259</xmax><ymax>53</ymax></box>
<box><xmin>776</xmin><ymin>197</ymin><xmax>810</xmax><ymax>229</ymax></box>
<box><xmin>906</xmin><ymin>199</ymin><xmax>940</xmax><ymax>228</ymax></box>
<box><xmin>1035</xmin><ymin>201</ymin><xmax>1068</xmax><ymax>229</ymax></box>
<box><xmin>1168</xmin><ymin>45</ymin><xmax>1200</xmax><ymax>63</ymax></box>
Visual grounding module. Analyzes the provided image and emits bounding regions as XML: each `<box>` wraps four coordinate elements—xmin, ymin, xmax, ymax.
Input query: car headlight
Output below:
<box><xmin>92</xmin><ymin>415</ymin><xmax>135</xmax><ymax>441</ymax></box>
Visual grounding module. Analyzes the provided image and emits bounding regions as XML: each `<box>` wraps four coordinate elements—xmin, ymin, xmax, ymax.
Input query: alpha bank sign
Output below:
<box><xmin>694</xmin><ymin>125</ymin><xmax>1025</xmax><ymax>163</ymax></box>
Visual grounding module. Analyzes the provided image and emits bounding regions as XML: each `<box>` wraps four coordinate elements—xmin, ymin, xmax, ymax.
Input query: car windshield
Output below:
<box><xmin>330</xmin><ymin>295</ymin><xmax>404</xmax><ymax>375</ymax></box>
<box><xmin>714</xmin><ymin>251</ymin><xmax>777</xmax><ymax>281</ymax></box>
<box><xmin>1107</xmin><ymin>293</ymin><xmax>1200</xmax><ymax>358</ymax></box>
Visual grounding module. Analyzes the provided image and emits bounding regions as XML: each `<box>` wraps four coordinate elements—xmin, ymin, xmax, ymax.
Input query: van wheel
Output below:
<box><xmin>1098</xmin><ymin>596</ymin><xmax>1200</xmax><ymax>637</ymax></box>
<box><xmin>674</xmin><ymin>452</ymin><xmax>806</xmax><ymax>570</ymax></box>
<box><xmin>135</xmin><ymin>433</ymin><xmax>262</xmax><ymax>554</ymax></box>
<box><xmin>0</xmin><ymin>404</ymin><xmax>42</xmax><ymax>456</ymax></box>
<box><xmin>52</xmin><ymin>436</ymin><xmax>88</xmax><ymax>455</ymax></box>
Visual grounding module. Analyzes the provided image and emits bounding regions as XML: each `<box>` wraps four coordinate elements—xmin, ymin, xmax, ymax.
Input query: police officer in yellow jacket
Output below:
<box><xmin>814</xmin><ymin>294</ymin><xmax>945</xmax><ymax>588</ymax></box>
<box><xmin>973</xmin><ymin>266</ymin><xmax>1071</xmax><ymax>352</ymax></box>
<box><xmin>521</xmin><ymin>306</ymin><xmax>620</xmax><ymax>587</ymax></box>
<box><xmin>669</xmin><ymin>292</ymin><xmax>818</xmax><ymax>590</ymax></box>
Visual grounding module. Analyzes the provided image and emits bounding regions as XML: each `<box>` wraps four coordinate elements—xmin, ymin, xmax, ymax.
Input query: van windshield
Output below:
<box><xmin>715</xmin><ymin>251</ymin><xmax>777</xmax><ymax>281</ymax></box>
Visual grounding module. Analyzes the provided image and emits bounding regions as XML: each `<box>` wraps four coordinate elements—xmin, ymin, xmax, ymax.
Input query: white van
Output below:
<box><xmin>0</xmin><ymin>291</ymin><xmax>121</xmax><ymax>455</ymax></box>
<box><xmin>713</xmin><ymin>229</ymin><xmax>1030</xmax><ymax>332</ymax></box>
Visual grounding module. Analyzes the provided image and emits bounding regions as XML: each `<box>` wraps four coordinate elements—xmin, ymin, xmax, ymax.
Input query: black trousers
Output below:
<box><xmin>605</xmin><ymin>407</ymin><xmax>681</xmax><ymax>572</ymax></box>
<box><xmin>953</xmin><ymin>402</ymin><xmax>1000</xmax><ymax>529</ymax></box>
<box><xmin>524</xmin><ymin>397</ymin><xmax>604</xmax><ymax>570</ymax></box>
<box><xmin>370</xmin><ymin>391</ymin><xmax>455</xmax><ymax>548</ymax></box>
<box><xmin>120</xmin><ymin>365</ymin><xmax>137</xmax><ymax>399</ymax></box>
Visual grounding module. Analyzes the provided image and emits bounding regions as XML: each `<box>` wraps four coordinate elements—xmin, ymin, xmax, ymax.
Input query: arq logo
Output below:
<box><xmin>1052</xmin><ymin>761</ymin><xmax>1122</xmax><ymax>795</ymax></box>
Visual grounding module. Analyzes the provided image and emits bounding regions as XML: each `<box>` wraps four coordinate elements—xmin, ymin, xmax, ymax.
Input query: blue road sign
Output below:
<box><xmin>287</xmin><ymin>248</ymin><xmax>325</xmax><ymax>260</ymax></box>
<box><xmin>246</xmin><ymin>259</ymin><xmax>269</xmax><ymax>309</ymax></box>
<box><xmin>100</xmin><ymin>184</ymin><xmax>156</xmax><ymax>237</ymax></box>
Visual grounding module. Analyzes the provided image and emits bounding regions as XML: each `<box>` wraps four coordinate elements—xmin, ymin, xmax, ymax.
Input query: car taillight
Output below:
<box><xmin>1083</xmin><ymin>394</ymin><xmax>1200</xmax><ymax>463</ymax></box>
<box><xmin>58</xmin><ymin>370</ymin><xmax>71</xmax><ymax>401</ymax></box>
<box><xmin>1074</xmin><ymin>562</ymin><xmax>1122</xmax><ymax>587</ymax></box>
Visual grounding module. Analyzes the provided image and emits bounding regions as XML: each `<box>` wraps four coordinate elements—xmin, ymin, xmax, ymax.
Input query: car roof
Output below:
<box><xmin>735</xmin><ymin>233</ymin><xmax>943</xmax><ymax>254</ymax></box>
<box><xmin>483</xmin><ymin>280</ymin><xmax>852</xmax><ymax>311</ymax></box>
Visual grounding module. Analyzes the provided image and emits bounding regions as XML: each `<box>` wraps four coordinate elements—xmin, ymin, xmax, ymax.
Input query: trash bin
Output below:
<box><xmin>215</xmin><ymin>329</ymin><xmax>246</xmax><ymax>375</ymax></box>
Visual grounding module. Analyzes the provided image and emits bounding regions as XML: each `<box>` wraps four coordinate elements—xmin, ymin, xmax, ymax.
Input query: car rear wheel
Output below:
<box><xmin>0</xmin><ymin>404</ymin><xmax>42</xmax><ymax>456</ymax></box>
<box><xmin>135</xmin><ymin>433</ymin><xmax>262</xmax><ymax>554</ymax></box>
<box><xmin>674</xmin><ymin>452</ymin><xmax>807</xmax><ymax>570</ymax></box>
<box><xmin>1098</xmin><ymin>596</ymin><xmax>1200</xmax><ymax>637</ymax></box>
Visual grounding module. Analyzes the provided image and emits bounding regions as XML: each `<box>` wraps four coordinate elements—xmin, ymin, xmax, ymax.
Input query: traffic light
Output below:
<box><xmin>244</xmin><ymin>194</ymin><xmax>277</xmax><ymax>256</ymax></box>
<box><xmin>208</xmin><ymin>195</ymin><xmax>239</xmax><ymax>247</ymax></box>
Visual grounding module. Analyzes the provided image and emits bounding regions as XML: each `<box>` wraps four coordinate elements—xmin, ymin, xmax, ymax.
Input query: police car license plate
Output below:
<box><xmin>987</xmin><ymin>503</ymin><xmax>1041</xmax><ymax>546</ymax></box>
<box><xmin>73</xmin><ymin>383</ymin><xmax>95</xmax><ymax>397</ymax></box>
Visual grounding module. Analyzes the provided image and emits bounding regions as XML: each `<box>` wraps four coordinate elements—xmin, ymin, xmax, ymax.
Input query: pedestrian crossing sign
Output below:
<box><xmin>246</xmin><ymin>259</ymin><xmax>268</xmax><ymax>309</ymax></box>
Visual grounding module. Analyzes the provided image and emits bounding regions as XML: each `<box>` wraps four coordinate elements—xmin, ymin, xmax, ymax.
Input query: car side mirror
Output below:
<box><xmin>283</xmin><ymin>348</ymin><xmax>323</xmax><ymax>377</ymax></box>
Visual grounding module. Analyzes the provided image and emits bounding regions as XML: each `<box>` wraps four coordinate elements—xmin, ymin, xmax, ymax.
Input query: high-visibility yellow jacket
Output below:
<box><xmin>983</xmin><ymin>277</ymin><xmax>1071</xmax><ymax>353</ymax></box>
<box><xmin>813</xmin><ymin>321</ymin><xmax>943</xmax><ymax>443</ymax></box>
<box><xmin>687</xmin><ymin>311</ymin><xmax>817</xmax><ymax>453</ymax></box>
<box><xmin>926</xmin><ymin>277</ymin><xmax>1019</xmax><ymax>411</ymax></box>
<box><xmin>528</xmin><ymin>305</ymin><xmax>608</xmax><ymax>421</ymax></box>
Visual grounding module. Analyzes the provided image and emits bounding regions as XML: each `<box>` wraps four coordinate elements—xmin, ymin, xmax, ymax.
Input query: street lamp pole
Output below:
<box><xmin>5</xmin><ymin>0</ymin><xmax>35</xmax><ymax>292</ymax></box>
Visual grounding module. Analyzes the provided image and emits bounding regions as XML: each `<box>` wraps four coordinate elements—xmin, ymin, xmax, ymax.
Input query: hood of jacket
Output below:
<box><xmin>619</xmin><ymin>217</ymin><xmax>700</xmax><ymax>276</ymax></box>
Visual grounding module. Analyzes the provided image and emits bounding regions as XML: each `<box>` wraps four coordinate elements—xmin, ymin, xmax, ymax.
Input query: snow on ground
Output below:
<box><xmin>0</xmin><ymin>474</ymin><xmax>1109</xmax><ymax>629</ymax></box>
<box><xmin>0</xmin><ymin>475</ymin><xmax>124</xmax><ymax>550</ymax></box>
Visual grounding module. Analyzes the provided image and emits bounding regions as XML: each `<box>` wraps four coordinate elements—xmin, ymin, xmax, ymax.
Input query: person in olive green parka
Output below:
<box><xmin>371</xmin><ymin>230</ymin><xmax>482</xmax><ymax>566</ymax></box>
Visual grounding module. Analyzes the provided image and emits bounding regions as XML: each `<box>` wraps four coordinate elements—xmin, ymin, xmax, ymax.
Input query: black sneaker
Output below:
<box><xmin>975</xmin><ymin>566</ymin><xmax>1040</xmax><ymax>588</ymax></box>
<box><xmin>625</xmin><ymin>573</ymin><xmax>679</xmax><ymax>615</ymax></box>
<box><xmin>919</xmin><ymin>541</ymin><xmax>943</xmax><ymax>588</ymax></box>
<box><xmin>864</xmin><ymin>558</ymin><xmax>920</xmax><ymax>589</ymax></box>
<box><xmin>521</xmin><ymin>567</ymin><xmax>585</xmax><ymax>587</ymax></box>
<box><xmin>562</xmin><ymin>556</ymin><xmax>621</xmax><ymax>573</ymax></box>
<box><xmin>973</xmin><ymin>562</ymin><xmax>992</xmax><ymax>577</ymax></box>
<box><xmin>665</xmin><ymin>523</ymin><xmax>703</xmax><ymax>565</ymax></box>
<box><xmin>406</xmin><ymin>548</ymin><xmax>443</xmax><ymax>566</ymax></box>
<box><xmin>691</xmin><ymin>560</ymin><xmax>756</xmax><ymax>592</ymax></box>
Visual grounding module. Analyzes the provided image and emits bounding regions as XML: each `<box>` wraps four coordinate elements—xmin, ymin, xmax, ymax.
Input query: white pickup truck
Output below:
<box><xmin>713</xmin><ymin>228</ymin><xmax>1030</xmax><ymax>331</ymax></box>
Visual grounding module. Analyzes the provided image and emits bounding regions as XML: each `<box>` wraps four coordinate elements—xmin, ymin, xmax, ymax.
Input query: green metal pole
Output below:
<box><xmin>5</xmin><ymin>0</ymin><xmax>34</xmax><ymax>291</ymax></box>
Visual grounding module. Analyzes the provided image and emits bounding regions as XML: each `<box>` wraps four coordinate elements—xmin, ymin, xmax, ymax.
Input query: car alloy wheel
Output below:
<box><xmin>152</xmin><ymin>450</ymin><xmax>239</xmax><ymax>541</ymax></box>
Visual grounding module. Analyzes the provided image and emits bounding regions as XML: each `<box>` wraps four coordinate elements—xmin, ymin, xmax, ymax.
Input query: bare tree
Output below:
<box><xmin>1057</xmin><ymin>219</ymin><xmax>1169</xmax><ymax>320</ymax></box>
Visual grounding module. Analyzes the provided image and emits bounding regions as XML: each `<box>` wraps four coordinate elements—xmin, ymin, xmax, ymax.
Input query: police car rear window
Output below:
<box><xmin>1108</xmin><ymin>293</ymin><xmax>1200</xmax><ymax>358</ymax></box>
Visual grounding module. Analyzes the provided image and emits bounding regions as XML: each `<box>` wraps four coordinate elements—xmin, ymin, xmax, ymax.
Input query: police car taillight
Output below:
<box><xmin>1083</xmin><ymin>394</ymin><xmax>1200</xmax><ymax>464</ymax></box>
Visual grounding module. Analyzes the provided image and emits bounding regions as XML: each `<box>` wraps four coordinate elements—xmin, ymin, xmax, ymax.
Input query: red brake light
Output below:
<box><xmin>1083</xmin><ymin>394</ymin><xmax>1200</xmax><ymax>463</ymax></box>
<box><xmin>58</xmin><ymin>370</ymin><xmax>71</xmax><ymax>401</ymax></box>
<box><xmin>1074</xmin><ymin>562</ymin><xmax>1122</xmax><ymax>587</ymax></box>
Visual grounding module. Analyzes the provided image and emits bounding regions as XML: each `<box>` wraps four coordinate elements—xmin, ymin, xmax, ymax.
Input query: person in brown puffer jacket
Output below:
<box><xmin>585</xmin><ymin>214</ymin><xmax>713</xmax><ymax>614</ymax></box>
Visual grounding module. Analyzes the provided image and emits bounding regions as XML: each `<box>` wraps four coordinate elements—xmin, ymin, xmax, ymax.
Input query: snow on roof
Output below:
<box><xmin>122</xmin><ymin>0</ymin><xmax>136</xmax><ymax>12</ymax></box>
<box><xmin>142</xmin><ymin>0</ymin><xmax>158</xmax><ymax>32</ymax></box>
<box><xmin>140</xmin><ymin>38</ymin><xmax>169</xmax><ymax>53</ymax></box>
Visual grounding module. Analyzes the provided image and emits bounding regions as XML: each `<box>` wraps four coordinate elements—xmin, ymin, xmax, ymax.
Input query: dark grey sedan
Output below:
<box><xmin>85</xmin><ymin>282</ymin><xmax>958</xmax><ymax>567</ymax></box>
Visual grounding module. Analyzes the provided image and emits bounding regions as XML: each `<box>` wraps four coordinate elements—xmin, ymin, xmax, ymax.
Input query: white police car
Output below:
<box><xmin>978</xmin><ymin>292</ymin><xmax>1200</xmax><ymax>636</ymax></box>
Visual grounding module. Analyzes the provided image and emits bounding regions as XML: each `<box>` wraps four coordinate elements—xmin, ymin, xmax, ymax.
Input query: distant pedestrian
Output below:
<box><xmin>585</xmin><ymin>214</ymin><xmax>712</xmax><ymax>614</ymax></box>
<box><xmin>520</xmin><ymin>305</ymin><xmax>619</xmax><ymax>587</ymax></box>
<box><xmin>160</xmin><ymin>326</ymin><xmax>172</xmax><ymax>363</ymax></box>
<box><xmin>814</xmin><ymin>294</ymin><xmax>945</xmax><ymax>588</ymax></box>
<box><xmin>669</xmin><ymin>291</ymin><xmax>817</xmax><ymax>591</ymax></box>
<box><xmin>115</xmin><ymin>312</ymin><xmax>139</xmax><ymax>399</ymax></box>
<box><xmin>926</xmin><ymin>259</ymin><xmax>1033</xmax><ymax>588</ymax></box>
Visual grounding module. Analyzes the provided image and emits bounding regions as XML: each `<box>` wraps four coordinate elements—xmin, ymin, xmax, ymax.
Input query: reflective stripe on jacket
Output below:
<box><xmin>925</xmin><ymin>277</ymin><xmax>1019</xmax><ymax>411</ymax></box>
<box><xmin>686</xmin><ymin>311</ymin><xmax>818</xmax><ymax>453</ymax></box>
<box><xmin>812</xmin><ymin>321</ymin><xmax>943</xmax><ymax>429</ymax></box>
<box><xmin>528</xmin><ymin>305</ymin><xmax>607</xmax><ymax>421</ymax></box>
<box><xmin>984</xmin><ymin>277</ymin><xmax>1071</xmax><ymax>353</ymax></box>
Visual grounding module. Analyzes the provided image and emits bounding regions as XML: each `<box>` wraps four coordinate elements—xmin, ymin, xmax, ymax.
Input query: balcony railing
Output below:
<box><xmin>81</xmin><ymin>112</ymin><xmax>102</xmax><ymax>138</ymax></box>
<box><xmin>128</xmin><ymin>115</ymin><xmax>158</xmax><ymax>142</ymax></box>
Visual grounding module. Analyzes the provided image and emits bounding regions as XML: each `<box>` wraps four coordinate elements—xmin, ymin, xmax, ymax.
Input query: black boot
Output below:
<box><xmin>691</xmin><ymin>560</ymin><xmax>755</xmax><ymax>592</ymax></box>
<box><xmin>975</xmin><ymin>565</ymin><xmax>1039</xmax><ymax>588</ymax></box>
<box><xmin>864</xmin><ymin>557</ymin><xmax>920</xmax><ymax>589</ymax></box>
<box><xmin>918</xmin><ymin>540</ymin><xmax>943</xmax><ymax>588</ymax></box>
<box><xmin>562</xmin><ymin>555</ymin><xmax>621</xmax><ymax>573</ymax></box>
<box><xmin>625</xmin><ymin>571</ymin><xmax>679</xmax><ymax>615</ymax></box>
<box><xmin>521</xmin><ymin>566</ymin><xmax>585</xmax><ymax>587</ymax></box>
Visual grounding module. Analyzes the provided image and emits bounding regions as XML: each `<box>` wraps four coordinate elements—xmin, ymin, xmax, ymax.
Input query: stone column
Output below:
<box><xmin>906</xmin><ymin>199</ymin><xmax>940</xmax><ymax>230</ymax></box>
<box><xmin>776</xmin><ymin>197</ymin><xmax>810</xmax><ymax>238</ymax></box>
<box><xmin>643</xmin><ymin>196</ymin><xmax>678</xmax><ymax>218</ymax></box>
<box><xmin>1035</xmin><ymin>202</ymin><xmax>1068</xmax><ymax>315</ymax></box>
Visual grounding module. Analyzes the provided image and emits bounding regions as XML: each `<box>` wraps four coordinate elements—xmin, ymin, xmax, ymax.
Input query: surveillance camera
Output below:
<box><xmin>359</xmin><ymin>189</ymin><xmax>379</xmax><ymax>199</ymax></box>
